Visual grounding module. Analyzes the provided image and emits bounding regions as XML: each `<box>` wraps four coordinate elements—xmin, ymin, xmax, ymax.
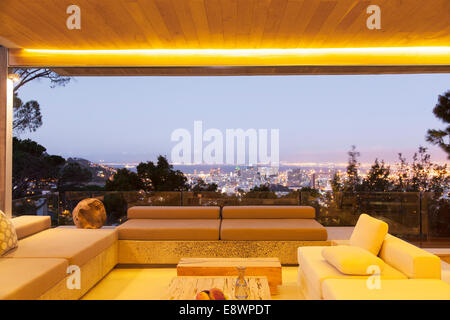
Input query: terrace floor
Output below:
<box><xmin>82</xmin><ymin>266</ymin><xmax>304</xmax><ymax>300</ymax></box>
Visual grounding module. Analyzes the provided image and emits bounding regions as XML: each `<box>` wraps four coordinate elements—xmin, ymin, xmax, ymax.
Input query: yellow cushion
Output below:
<box><xmin>0</xmin><ymin>211</ymin><xmax>18</xmax><ymax>256</ymax></box>
<box><xmin>350</xmin><ymin>214</ymin><xmax>388</xmax><ymax>255</ymax></box>
<box><xmin>298</xmin><ymin>246</ymin><xmax>407</xmax><ymax>299</ymax></box>
<box><xmin>322</xmin><ymin>245</ymin><xmax>385</xmax><ymax>275</ymax></box>
<box><xmin>322</xmin><ymin>279</ymin><xmax>450</xmax><ymax>300</ymax></box>
<box><xmin>380</xmin><ymin>234</ymin><xmax>441</xmax><ymax>279</ymax></box>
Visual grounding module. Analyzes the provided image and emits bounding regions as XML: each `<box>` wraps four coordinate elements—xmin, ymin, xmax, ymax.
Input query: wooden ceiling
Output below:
<box><xmin>0</xmin><ymin>0</ymin><xmax>449</xmax><ymax>75</ymax></box>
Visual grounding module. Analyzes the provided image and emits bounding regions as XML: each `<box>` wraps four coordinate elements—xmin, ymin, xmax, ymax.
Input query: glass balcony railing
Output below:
<box><xmin>11</xmin><ymin>191</ymin><xmax>450</xmax><ymax>246</ymax></box>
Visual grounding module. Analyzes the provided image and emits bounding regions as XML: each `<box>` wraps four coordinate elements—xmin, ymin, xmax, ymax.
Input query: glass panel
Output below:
<box><xmin>181</xmin><ymin>191</ymin><xmax>300</xmax><ymax>206</ymax></box>
<box><xmin>12</xmin><ymin>192</ymin><xmax>60</xmax><ymax>226</ymax></box>
<box><xmin>60</xmin><ymin>191</ymin><xmax>182</xmax><ymax>226</ymax></box>
<box><xmin>422</xmin><ymin>192</ymin><xmax>450</xmax><ymax>247</ymax></box>
<box><xmin>301</xmin><ymin>191</ymin><xmax>421</xmax><ymax>241</ymax></box>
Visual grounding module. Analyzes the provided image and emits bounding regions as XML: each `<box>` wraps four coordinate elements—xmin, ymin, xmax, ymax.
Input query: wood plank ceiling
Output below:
<box><xmin>0</xmin><ymin>0</ymin><xmax>449</xmax><ymax>75</ymax></box>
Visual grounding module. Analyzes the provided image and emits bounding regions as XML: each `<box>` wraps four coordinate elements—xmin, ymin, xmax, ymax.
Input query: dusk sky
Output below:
<box><xmin>17</xmin><ymin>74</ymin><xmax>450</xmax><ymax>165</ymax></box>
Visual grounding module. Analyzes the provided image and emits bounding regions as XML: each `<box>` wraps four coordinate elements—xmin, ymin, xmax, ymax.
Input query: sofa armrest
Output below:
<box><xmin>380</xmin><ymin>234</ymin><xmax>441</xmax><ymax>279</ymax></box>
<box><xmin>12</xmin><ymin>215</ymin><xmax>51</xmax><ymax>240</ymax></box>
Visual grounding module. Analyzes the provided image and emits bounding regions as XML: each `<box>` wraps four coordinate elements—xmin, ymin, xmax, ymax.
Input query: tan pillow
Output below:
<box><xmin>350</xmin><ymin>213</ymin><xmax>388</xmax><ymax>255</ymax></box>
<box><xmin>0</xmin><ymin>211</ymin><xmax>18</xmax><ymax>256</ymax></box>
<box><xmin>322</xmin><ymin>245</ymin><xmax>385</xmax><ymax>275</ymax></box>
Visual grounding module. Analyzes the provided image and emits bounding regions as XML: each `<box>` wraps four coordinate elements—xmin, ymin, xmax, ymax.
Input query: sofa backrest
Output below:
<box><xmin>380</xmin><ymin>234</ymin><xmax>441</xmax><ymax>279</ymax></box>
<box><xmin>349</xmin><ymin>213</ymin><xmax>388</xmax><ymax>255</ymax></box>
<box><xmin>127</xmin><ymin>206</ymin><xmax>220</xmax><ymax>219</ymax></box>
<box><xmin>11</xmin><ymin>215</ymin><xmax>51</xmax><ymax>240</ymax></box>
<box><xmin>221</xmin><ymin>206</ymin><xmax>315</xmax><ymax>219</ymax></box>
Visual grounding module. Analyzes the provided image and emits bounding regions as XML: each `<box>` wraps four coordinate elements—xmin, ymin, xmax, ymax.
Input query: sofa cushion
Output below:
<box><xmin>380</xmin><ymin>234</ymin><xmax>441</xmax><ymax>279</ymax></box>
<box><xmin>0</xmin><ymin>257</ymin><xmax>68</xmax><ymax>300</ymax></box>
<box><xmin>12</xmin><ymin>215</ymin><xmax>51</xmax><ymax>239</ymax></box>
<box><xmin>128</xmin><ymin>206</ymin><xmax>220</xmax><ymax>219</ymax></box>
<box><xmin>322</xmin><ymin>279</ymin><xmax>450</xmax><ymax>300</ymax></box>
<box><xmin>118</xmin><ymin>219</ymin><xmax>220</xmax><ymax>240</ymax></box>
<box><xmin>0</xmin><ymin>211</ymin><xmax>18</xmax><ymax>256</ymax></box>
<box><xmin>298</xmin><ymin>246</ymin><xmax>407</xmax><ymax>299</ymax></box>
<box><xmin>4</xmin><ymin>227</ymin><xmax>117</xmax><ymax>266</ymax></box>
<box><xmin>322</xmin><ymin>245</ymin><xmax>385</xmax><ymax>275</ymax></box>
<box><xmin>221</xmin><ymin>219</ymin><xmax>327</xmax><ymax>240</ymax></box>
<box><xmin>222</xmin><ymin>206</ymin><xmax>315</xmax><ymax>219</ymax></box>
<box><xmin>350</xmin><ymin>214</ymin><xmax>388</xmax><ymax>255</ymax></box>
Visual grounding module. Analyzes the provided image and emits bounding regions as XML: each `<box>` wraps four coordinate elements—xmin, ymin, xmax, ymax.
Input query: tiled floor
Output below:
<box><xmin>82</xmin><ymin>266</ymin><xmax>304</xmax><ymax>300</ymax></box>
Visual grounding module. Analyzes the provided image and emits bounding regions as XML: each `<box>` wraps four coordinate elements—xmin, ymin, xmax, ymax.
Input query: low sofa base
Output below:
<box><xmin>118</xmin><ymin>240</ymin><xmax>331</xmax><ymax>265</ymax></box>
<box><xmin>38</xmin><ymin>242</ymin><xmax>118</xmax><ymax>300</ymax></box>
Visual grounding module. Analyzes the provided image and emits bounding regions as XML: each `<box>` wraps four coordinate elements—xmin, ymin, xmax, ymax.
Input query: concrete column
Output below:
<box><xmin>0</xmin><ymin>47</ymin><xmax>13</xmax><ymax>217</ymax></box>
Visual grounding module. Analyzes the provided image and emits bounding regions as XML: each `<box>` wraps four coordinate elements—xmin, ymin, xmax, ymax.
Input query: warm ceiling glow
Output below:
<box><xmin>23</xmin><ymin>46</ymin><xmax>450</xmax><ymax>56</ymax></box>
<box><xmin>11</xmin><ymin>46</ymin><xmax>450</xmax><ymax>67</ymax></box>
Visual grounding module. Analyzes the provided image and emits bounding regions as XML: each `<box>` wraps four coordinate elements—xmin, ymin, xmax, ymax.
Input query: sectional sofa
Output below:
<box><xmin>298</xmin><ymin>214</ymin><xmax>450</xmax><ymax>300</ymax></box>
<box><xmin>1</xmin><ymin>205</ymin><xmax>328</xmax><ymax>299</ymax></box>
<box><xmin>0</xmin><ymin>216</ymin><xmax>117</xmax><ymax>300</ymax></box>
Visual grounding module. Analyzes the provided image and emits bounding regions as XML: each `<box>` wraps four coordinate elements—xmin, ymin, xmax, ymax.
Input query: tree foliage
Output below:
<box><xmin>13</xmin><ymin>137</ymin><xmax>65</xmax><ymax>198</ymax></box>
<box><xmin>12</xmin><ymin>68</ymin><xmax>71</xmax><ymax>134</ymax></box>
<box><xmin>333</xmin><ymin>146</ymin><xmax>449</xmax><ymax>196</ymax></box>
<box><xmin>361</xmin><ymin>159</ymin><xmax>391</xmax><ymax>192</ymax></box>
<box><xmin>426</xmin><ymin>90</ymin><xmax>450</xmax><ymax>159</ymax></box>
<box><xmin>136</xmin><ymin>156</ymin><xmax>188</xmax><ymax>191</ymax></box>
<box><xmin>343</xmin><ymin>145</ymin><xmax>361</xmax><ymax>192</ymax></box>
<box><xmin>105</xmin><ymin>156</ymin><xmax>188</xmax><ymax>192</ymax></box>
<box><xmin>105</xmin><ymin>169</ymin><xmax>143</xmax><ymax>191</ymax></box>
<box><xmin>58</xmin><ymin>163</ymin><xmax>92</xmax><ymax>190</ymax></box>
<box><xmin>244</xmin><ymin>184</ymin><xmax>277</xmax><ymax>199</ymax></box>
<box><xmin>191</xmin><ymin>178</ymin><xmax>218</xmax><ymax>192</ymax></box>
<box><xmin>13</xmin><ymin>93</ymin><xmax>42</xmax><ymax>133</ymax></box>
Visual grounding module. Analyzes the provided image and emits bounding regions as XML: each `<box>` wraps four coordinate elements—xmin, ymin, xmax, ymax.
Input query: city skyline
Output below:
<box><xmin>16</xmin><ymin>74</ymin><xmax>450</xmax><ymax>165</ymax></box>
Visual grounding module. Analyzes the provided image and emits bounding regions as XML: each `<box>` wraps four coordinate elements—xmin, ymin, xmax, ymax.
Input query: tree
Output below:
<box><xmin>244</xmin><ymin>184</ymin><xmax>277</xmax><ymax>199</ymax></box>
<box><xmin>13</xmin><ymin>93</ymin><xmax>42</xmax><ymax>133</ymax></box>
<box><xmin>105</xmin><ymin>168</ymin><xmax>144</xmax><ymax>191</ymax></box>
<box><xmin>390</xmin><ymin>147</ymin><xmax>449</xmax><ymax>194</ymax></box>
<box><xmin>392</xmin><ymin>153</ymin><xmax>411</xmax><ymax>191</ymax></box>
<box><xmin>362</xmin><ymin>159</ymin><xmax>392</xmax><ymax>192</ymax></box>
<box><xmin>58</xmin><ymin>163</ymin><xmax>92</xmax><ymax>190</ymax></box>
<box><xmin>191</xmin><ymin>178</ymin><xmax>218</xmax><ymax>192</ymax></box>
<box><xmin>13</xmin><ymin>137</ymin><xmax>65</xmax><ymax>198</ymax></box>
<box><xmin>103</xmin><ymin>193</ymin><xmax>128</xmax><ymax>225</ymax></box>
<box><xmin>343</xmin><ymin>145</ymin><xmax>361</xmax><ymax>192</ymax></box>
<box><xmin>426</xmin><ymin>90</ymin><xmax>450</xmax><ymax>159</ymax></box>
<box><xmin>300</xmin><ymin>186</ymin><xmax>321</xmax><ymax>198</ymax></box>
<box><xmin>12</xmin><ymin>68</ymin><xmax>71</xmax><ymax>134</ymax></box>
<box><xmin>331</xmin><ymin>172</ymin><xmax>343</xmax><ymax>193</ymax></box>
<box><xmin>136</xmin><ymin>155</ymin><xmax>188</xmax><ymax>191</ymax></box>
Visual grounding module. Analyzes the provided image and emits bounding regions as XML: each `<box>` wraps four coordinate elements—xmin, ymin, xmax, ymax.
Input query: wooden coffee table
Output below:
<box><xmin>163</xmin><ymin>276</ymin><xmax>271</xmax><ymax>300</ymax></box>
<box><xmin>177</xmin><ymin>257</ymin><xmax>282</xmax><ymax>294</ymax></box>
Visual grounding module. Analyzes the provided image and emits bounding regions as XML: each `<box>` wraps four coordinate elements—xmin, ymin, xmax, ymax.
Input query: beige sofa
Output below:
<box><xmin>0</xmin><ymin>216</ymin><xmax>117</xmax><ymax>300</ymax></box>
<box><xmin>117</xmin><ymin>205</ymin><xmax>328</xmax><ymax>241</ymax></box>
<box><xmin>221</xmin><ymin>206</ymin><xmax>327</xmax><ymax>240</ymax></box>
<box><xmin>117</xmin><ymin>205</ymin><xmax>329</xmax><ymax>265</ymax></box>
<box><xmin>298</xmin><ymin>214</ymin><xmax>450</xmax><ymax>300</ymax></box>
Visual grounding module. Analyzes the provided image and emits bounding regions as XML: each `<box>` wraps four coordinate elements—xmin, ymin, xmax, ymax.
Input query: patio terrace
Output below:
<box><xmin>0</xmin><ymin>0</ymin><xmax>449</xmax><ymax>301</ymax></box>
